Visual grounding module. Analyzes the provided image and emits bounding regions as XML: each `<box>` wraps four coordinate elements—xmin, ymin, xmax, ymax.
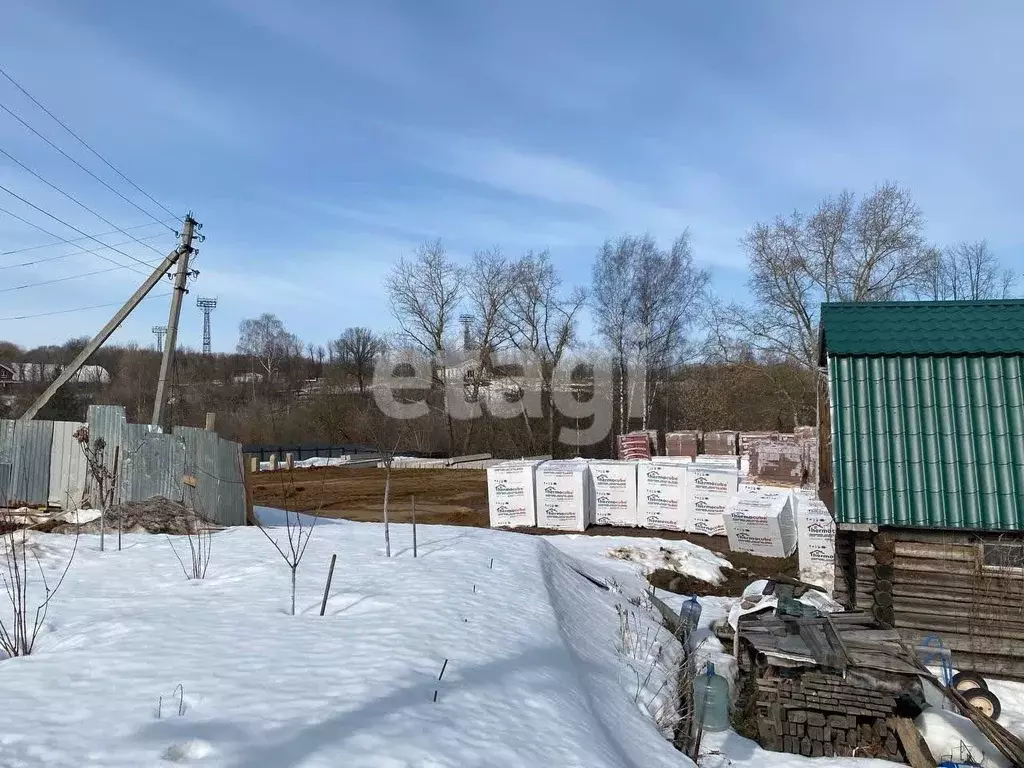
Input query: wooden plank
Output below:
<box><xmin>895</xmin><ymin>541</ymin><xmax>977</xmax><ymax>562</ymax></box>
<box><xmin>895</xmin><ymin>616</ymin><xmax>1024</xmax><ymax>646</ymax></box>
<box><xmin>892</xmin><ymin>598</ymin><xmax>1024</xmax><ymax>625</ymax></box>
<box><xmin>894</xmin><ymin>717</ymin><xmax>937</xmax><ymax>768</ymax></box>
<box><xmin>893</xmin><ymin>567</ymin><xmax>1024</xmax><ymax>590</ymax></box>
<box><xmin>894</xmin><ymin>557</ymin><xmax>981</xmax><ymax>576</ymax></box>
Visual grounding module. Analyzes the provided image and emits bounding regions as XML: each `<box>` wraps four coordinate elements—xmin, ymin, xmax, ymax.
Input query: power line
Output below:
<box><xmin>1</xmin><ymin>219</ymin><xmax>173</xmax><ymax>256</ymax></box>
<box><xmin>0</xmin><ymin>264</ymin><xmax>125</xmax><ymax>293</ymax></box>
<box><xmin>0</xmin><ymin>291</ymin><xmax>173</xmax><ymax>321</ymax></box>
<box><xmin>0</xmin><ymin>96</ymin><xmax>176</xmax><ymax>232</ymax></box>
<box><xmin>0</xmin><ymin>145</ymin><xmax>167</xmax><ymax>257</ymax></box>
<box><xmin>0</xmin><ymin>231</ymin><xmax>167</xmax><ymax>270</ymax></box>
<box><xmin>0</xmin><ymin>187</ymin><xmax>155</xmax><ymax>273</ymax></box>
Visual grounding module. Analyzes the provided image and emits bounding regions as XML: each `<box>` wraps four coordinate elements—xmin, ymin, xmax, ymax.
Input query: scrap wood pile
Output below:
<box><xmin>716</xmin><ymin>577</ymin><xmax>1024</xmax><ymax>765</ymax></box>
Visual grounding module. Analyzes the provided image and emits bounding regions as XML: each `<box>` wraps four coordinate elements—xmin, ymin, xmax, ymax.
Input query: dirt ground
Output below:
<box><xmin>250</xmin><ymin>467</ymin><xmax>799</xmax><ymax>588</ymax></box>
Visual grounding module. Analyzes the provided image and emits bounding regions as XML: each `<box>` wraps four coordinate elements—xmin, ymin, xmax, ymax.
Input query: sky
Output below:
<box><xmin>0</xmin><ymin>0</ymin><xmax>1022</xmax><ymax>353</ymax></box>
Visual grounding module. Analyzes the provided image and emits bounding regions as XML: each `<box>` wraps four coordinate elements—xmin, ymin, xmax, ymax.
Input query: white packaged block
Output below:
<box><xmin>686</xmin><ymin>492</ymin><xmax>730</xmax><ymax>536</ymax></box>
<box><xmin>588</xmin><ymin>460</ymin><xmax>638</xmax><ymax>527</ymax></box>
<box><xmin>684</xmin><ymin>466</ymin><xmax>739</xmax><ymax>536</ymax></box>
<box><xmin>793</xmin><ymin>489</ymin><xmax>836</xmax><ymax>592</ymax></box>
<box><xmin>723</xmin><ymin>487</ymin><xmax>798</xmax><ymax>558</ymax></box>
<box><xmin>535</xmin><ymin>460</ymin><xmax>591</xmax><ymax>531</ymax></box>
<box><xmin>651</xmin><ymin>455</ymin><xmax>693</xmax><ymax>464</ymax></box>
<box><xmin>637</xmin><ymin>461</ymin><xmax>687</xmax><ymax>530</ymax></box>
<box><xmin>695</xmin><ymin>454</ymin><xmax>741</xmax><ymax>470</ymax></box>
<box><xmin>486</xmin><ymin>460</ymin><xmax>542</xmax><ymax>528</ymax></box>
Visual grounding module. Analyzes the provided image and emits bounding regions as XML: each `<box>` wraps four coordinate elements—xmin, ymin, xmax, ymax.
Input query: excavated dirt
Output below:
<box><xmin>41</xmin><ymin>496</ymin><xmax>215</xmax><ymax>535</ymax></box>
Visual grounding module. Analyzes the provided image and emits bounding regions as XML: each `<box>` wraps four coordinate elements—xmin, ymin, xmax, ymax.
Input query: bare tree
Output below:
<box><xmin>351</xmin><ymin>400</ymin><xmax>409</xmax><ymax>558</ymax></box>
<box><xmin>593</xmin><ymin>233</ymin><xmax>708</xmax><ymax>433</ymax></box>
<box><xmin>236</xmin><ymin>313</ymin><xmax>300</xmax><ymax>385</ymax></box>
<box><xmin>503</xmin><ymin>251</ymin><xmax>586</xmax><ymax>457</ymax></box>
<box><xmin>459</xmin><ymin>248</ymin><xmax>516</xmax><ymax>452</ymax></box>
<box><xmin>256</xmin><ymin>496</ymin><xmax>318</xmax><ymax>616</ymax></box>
<box><xmin>918</xmin><ymin>240</ymin><xmax>1016</xmax><ymax>300</ymax></box>
<box><xmin>330</xmin><ymin>327</ymin><xmax>387</xmax><ymax>394</ymax></box>
<box><xmin>386</xmin><ymin>240</ymin><xmax>462</xmax><ymax>455</ymax></box>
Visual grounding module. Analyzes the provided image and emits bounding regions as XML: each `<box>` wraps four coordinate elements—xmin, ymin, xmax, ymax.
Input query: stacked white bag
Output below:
<box><xmin>535</xmin><ymin>460</ymin><xmax>591</xmax><ymax>531</ymax></box>
<box><xmin>589</xmin><ymin>460</ymin><xmax>638</xmax><ymax>527</ymax></box>
<box><xmin>723</xmin><ymin>485</ymin><xmax>798</xmax><ymax>557</ymax></box>
<box><xmin>637</xmin><ymin>460</ymin><xmax>687</xmax><ymax>530</ymax></box>
<box><xmin>684</xmin><ymin>465</ymin><xmax>739</xmax><ymax>536</ymax></box>
<box><xmin>486</xmin><ymin>460</ymin><xmax>543</xmax><ymax>528</ymax></box>
<box><xmin>793</xmin><ymin>488</ymin><xmax>836</xmax><ymax>593</ymax></box>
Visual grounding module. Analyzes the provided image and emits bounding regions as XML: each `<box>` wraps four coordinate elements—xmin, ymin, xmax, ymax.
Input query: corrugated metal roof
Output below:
<box><xmin>819</xmin><ymin>300</ymin><xmax>1024</xmax><ymax>361</ymax></box>
<box><xmin>829</xmin><ymin>354</ymin><xmax>1024</xmax><ymax>530</ymax></box>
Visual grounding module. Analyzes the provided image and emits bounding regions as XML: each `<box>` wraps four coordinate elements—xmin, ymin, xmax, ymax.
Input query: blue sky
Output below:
<box><xmin>0</xmin><ymin>1</ymin><xmax>1022</xmax><ymax>352</ymax></box>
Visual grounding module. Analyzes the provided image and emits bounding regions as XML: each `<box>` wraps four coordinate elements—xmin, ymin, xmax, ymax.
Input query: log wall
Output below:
<box><xmin>836</xmin><ymin>529</ymin><xmax>1024</xmax><ymax>679</ymax></box>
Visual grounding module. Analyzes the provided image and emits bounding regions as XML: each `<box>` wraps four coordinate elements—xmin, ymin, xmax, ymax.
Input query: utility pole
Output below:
<box><xmin>196</xmin><ymin>297</ymin><xmax>217</xmax><ymax>354</ymax></box>
<box><xmin>152</xmin><ymin>325</ymin><xmax>167</xmax><ymax>351</ymax></box>
<box><xmin>19</xmin><ymin>214</ymin><xmax>199</xmax><ymax>422</ymax></box>
<box><xmin>152</xmin><ymin>215</ymin><xmax>199</xmax><ymax>428</ymax></box>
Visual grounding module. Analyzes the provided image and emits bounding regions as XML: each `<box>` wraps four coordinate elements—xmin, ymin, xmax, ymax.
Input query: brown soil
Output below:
<box><xmin>252</xmin><ymin>466</ymin><xmax>798</xmax><ymax>585</ymax></box>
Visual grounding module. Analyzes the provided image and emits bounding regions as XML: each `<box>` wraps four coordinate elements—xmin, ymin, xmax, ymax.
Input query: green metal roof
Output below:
<box><xmin>819</xmin><ymin>300</ymin><xmax>1024</xmax><ymax>363</ymax></box>
<box><xmin>828</xmin><ymin>353</ymin><xmax>1024</xmax><ymax>531</ymax></box>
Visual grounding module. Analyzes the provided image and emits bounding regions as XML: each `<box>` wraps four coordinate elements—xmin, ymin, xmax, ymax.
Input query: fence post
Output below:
<box><xmin>269</xmin><ymin>454</ymin><xmax>278</xmax><ymax>471</ymax></box>
<box><xmin>205</xmin><ymin>412</ymin><xmax>216</xmax><ymax>431</ymax></box>
<box><xmin>285</xmin><ymin>453</ymin><xmax>294</xmax><ymax>471</ymax></box>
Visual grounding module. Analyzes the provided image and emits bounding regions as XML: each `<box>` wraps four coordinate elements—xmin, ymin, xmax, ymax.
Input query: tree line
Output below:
<box><xmin>0</xmin><ymin>182</ymin><xmax>1015</xmax><ymax>456</ymax></box>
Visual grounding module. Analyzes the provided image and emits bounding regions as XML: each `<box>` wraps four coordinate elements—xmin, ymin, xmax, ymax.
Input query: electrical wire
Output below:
<box><xmin>0</xmin><ymin>94</ymin><xmax>176</xmax><ymax>232</ymax></box>
<box><xmin>0</xmin><ymin>231</ymin><xmax>167</xmax><ymax>270</ymax></box>
<box><xmin>0</xmin><ymin>146</ymin><xmax>167</xmax><ymax>257</ymax></box>
<box><xmin>0</xmin><ymin>264</ymin><xmax>126</xmax><ymax>293</ymax></box>
<box><xmin>0</xmin><ymin>189</ymin><xmax>155</xmax><ymax>274</ymax></box>
<box><xmin>1</xmin><ymin>219</ymin><xmax>174</xmax><ymax>256</ymax></box>
<box><xmin>0</xmin><ymin>291</ymin><xmax>173</xmax><ymax>321</ymax></box>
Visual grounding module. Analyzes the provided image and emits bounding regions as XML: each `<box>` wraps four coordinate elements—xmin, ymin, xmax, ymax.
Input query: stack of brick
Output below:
<box><xmin>756</xmin><ymin>672</ymin><xmax>905</xmax><ymax>761</ymax></box>
<box><xmin>665</xmin><ymin>430</ymin><xmax>700</xmax><ymax>458</ymax></box>
<box><xmin>617</xmin><ymin>431</ymin><xmax>653</xmax><ymax>460</ymax></box>
<box><xmin>748</xmin><ymin>441</ymin><xmax>806</xmax><ymax>485</ymax></box>
<box><xmin>703</xmin><ymin>430</ymin><xmax>738</xmax><ymax>455</ymax></box>
<box><xmin>738</xmin><ymin>431</ymin><xmax>777</xmax><ymax>454</ymax></box>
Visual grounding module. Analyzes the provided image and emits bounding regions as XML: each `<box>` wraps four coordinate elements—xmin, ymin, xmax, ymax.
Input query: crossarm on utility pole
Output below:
<box><xmin>18</xmin><ymin>241</ymin><xmax>190</xmax><ymax>423</ymax></box>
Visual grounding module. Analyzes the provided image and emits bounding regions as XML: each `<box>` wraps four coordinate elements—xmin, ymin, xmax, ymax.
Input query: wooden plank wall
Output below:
<box><xmin>850</xmin><ymin>530</ymin><xmax>1024</xmax><ymax>679</ymax></box>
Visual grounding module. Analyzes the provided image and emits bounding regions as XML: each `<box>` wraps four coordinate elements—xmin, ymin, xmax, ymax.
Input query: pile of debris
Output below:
<box><xmin>37</xmin><ymin>497</ymin><xmax>216</xmax><ymax>536</ymax></box>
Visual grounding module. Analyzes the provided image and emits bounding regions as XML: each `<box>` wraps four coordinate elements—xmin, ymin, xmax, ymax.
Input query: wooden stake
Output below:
<box><xmin>205</xmin><ymin>412</ymin><xmax>216</xmax><ymax>431</ymax></box>
<box><xmin>411</xmin><ymin>495</ymin><xmax>417</xmax><ymax>558</ymax></box>
<box><xmin>319</xmin><ymin>554</ymin><xmax>337</xmax><ymax>616</ymax></box>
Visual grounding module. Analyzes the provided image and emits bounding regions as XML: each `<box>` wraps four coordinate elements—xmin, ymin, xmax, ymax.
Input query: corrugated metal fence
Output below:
<box><xmin>0</xmin><ymin>405</ymin><xmax>246</xmax><ymax>526</ymax></box>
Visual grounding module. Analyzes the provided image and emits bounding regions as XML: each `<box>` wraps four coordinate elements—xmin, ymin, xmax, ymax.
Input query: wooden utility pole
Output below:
<box><xmin>19</xmin><ymin>215</ymin><xmax>199</xmax><ymax>422</ymax></box>
<box><xmin>151</xmin><ymin>215</ymin><xmax>198</xmax><ymax>428</ymax></box>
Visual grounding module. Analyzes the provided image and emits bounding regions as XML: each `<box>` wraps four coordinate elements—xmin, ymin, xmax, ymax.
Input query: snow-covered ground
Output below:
<box><xmin>2</xmin><ymin>512</ymin><xmax>1020</xmax><ymax>767</ymax></box>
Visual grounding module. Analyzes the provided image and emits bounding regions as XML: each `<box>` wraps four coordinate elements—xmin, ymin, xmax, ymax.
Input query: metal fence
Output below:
<box><xmin>0</xmin><ymin>405</ymin><xmax>247</xmax><ymax>526</ymax></box>
<box><xmin>242</xmin><ymin>442</ymin><xmax>377</xmax><ymax>462</ymax></box>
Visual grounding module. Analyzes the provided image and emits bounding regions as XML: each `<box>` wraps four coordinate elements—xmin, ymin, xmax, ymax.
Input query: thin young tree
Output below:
<box><xmin>918</xmin><ymin>240</ymin><xmax>1016</xmax><ymax>300</ymax></box>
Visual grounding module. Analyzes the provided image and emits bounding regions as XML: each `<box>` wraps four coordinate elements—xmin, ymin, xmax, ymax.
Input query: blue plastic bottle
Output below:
<box><xmin>679</xmin><ymin>596</ymin><xmax>702</xmax><ymax>638</ymax></box>
<box><xmin>694</xmin><ymin>662</ymin><xmax>730</xmax><ymax>733</ymax></box>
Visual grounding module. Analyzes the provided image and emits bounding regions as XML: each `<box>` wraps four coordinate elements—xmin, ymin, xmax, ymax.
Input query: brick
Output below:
<box><xmin>796</xmin><ymin>723</ymin><xmax>805</xmax><ymax>737</ymax></box>
<box><xmin>834</xmin><ymin>730</ymin><xmax>846</xmax><ymax>746</ymax></box>
<box><xmin>807</xmin><ymin>712</ymin><xmax>826</xmax><ymax>727</ymax></box>
<box><xmin>800</xmin><ymin>737</ymin><xmax>812</xmax><ymax>757</ymax></box>
<box><xmin>808</xmin><ymin>726</ymin><xmax>823</xmax><ymax>741</ymax></box>
<box><xmin>823</xmin><ymin>726</ymin><xmax>832</xmax><ymax>743</ymax></box>
<box><xmin>824</xmin><ymin>742</ymin><xmax>834</xmax><ymax>757</ymax></box>
<box><xmin>848</xmin><ymin>728</ymin><xmax>858</xmax><ymax>747</ymax></box>
<box><xmin>811</xmin><ymin>741</ymin><xmax>823</xmax><ymax>758</ymax></box>
<box><xmin>784</xmin><ymin>736</ymin><xmax>796</xmax><ymax>754</ymax></box>
<box><xmin>788</xmin><ymin>710</ymin><xmax>807</xmax><ymax>724</ymax></box>
<box><xmin>885</xmin><ymin>734</ymin><xmax>898</xmax><ymax>755</ymax></box>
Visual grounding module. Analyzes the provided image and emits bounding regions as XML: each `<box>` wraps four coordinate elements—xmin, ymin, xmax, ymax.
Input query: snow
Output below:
<box><xmin>549</xmin><ymin>534</ymin><xmax>733</xmax><ymax>585</ymax></box>
<box><xmin>3</xmin><ymin>517</ymin><xmax>691</xmax><ymax>767</ymax></box>
<box><xmin>4</xmin><ymin>511</ymin><xmax>1020</xmax><ymax>767</ymax></box>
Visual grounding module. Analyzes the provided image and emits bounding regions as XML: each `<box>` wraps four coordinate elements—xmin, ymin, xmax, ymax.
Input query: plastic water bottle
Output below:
<box><xmin>679</xmin><ymin>596</ymin><xmax>702</xmax><ymax>639</ymax></box>
<box><xmin>694</xmin><ymin>662</ymin><xmax>730</xmax><ymax>733</ymax></box>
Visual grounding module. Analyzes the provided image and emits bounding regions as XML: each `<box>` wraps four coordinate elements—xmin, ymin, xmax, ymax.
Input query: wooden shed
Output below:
<box><xmin>818</xmin><ymin>300</ymin><xmax>1024</xmax><ymax>679</ymax></box>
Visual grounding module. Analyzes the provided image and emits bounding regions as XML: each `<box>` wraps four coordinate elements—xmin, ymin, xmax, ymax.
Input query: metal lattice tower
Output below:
<box><xmin>459</xmin><ymin>314</ymin><xmax>474</xmax><ymax>351</ymax></box>
<box><xmin>152</xmin><ymin>325</ymin><xmax>167</xmax><ymax>351</ymax></box>
<box><xmin>196</xmin><ymin>297</ymin><xmax>218</xmax><ymax>354</ymax></box>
